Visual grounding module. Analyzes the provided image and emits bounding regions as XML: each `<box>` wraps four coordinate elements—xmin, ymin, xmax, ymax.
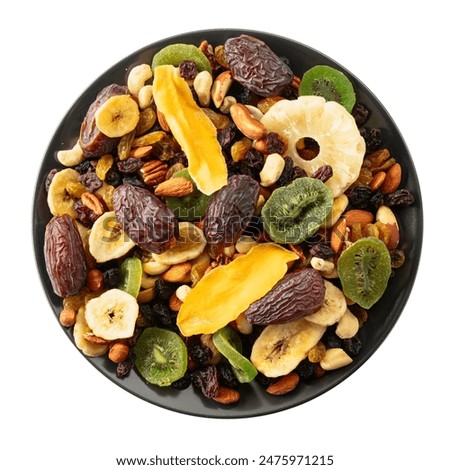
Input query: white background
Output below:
<box><xmin>2</xmin><ymin>1</ymin><xmax>447</xmax><ymax>468</ymax></box>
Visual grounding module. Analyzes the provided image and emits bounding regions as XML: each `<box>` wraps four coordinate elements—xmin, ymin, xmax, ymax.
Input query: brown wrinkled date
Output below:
<box><xmin>44</xmin><ymin>214</ymin><xmax>87</xmax><ymax>297</ymax></box>
<box><xmin>203</xmin><ymin>174</ymin><xmax>259</xmax><ymax>248</ymax></box>
<box><xmin>113</xmin><ymin>183</ymin><xmax>179</xmax><ymax>253</ymax></box>
<box><xmin>224</xmin><ymin>35</ymin><xmax>294</xmax><ymax>97</ymax></box>
<box><xmin>245</xmin><ymin>269</ymin><xmax>325</xmax><ymax>325</ymax></box>
<box><xmin>80</xmin><ymin>84</ymin><xmax>128</xmax><ymax>158</ymax></box>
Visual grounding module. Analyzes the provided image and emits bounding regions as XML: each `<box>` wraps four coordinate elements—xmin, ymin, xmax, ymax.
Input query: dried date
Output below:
<box><xmin>245</xmin><ymin>269</ymin><xmax>325</xmax><ymax>325</ymax></box>
<box><xmin>224</xmin><ymin>35</ymin><xmax>294</xmax><ymax>97</ymax></box>
<box><xmin>79</xmin><ymin>84</ymin><xmax>128</xmax><ymax>158</ymax></box>
<box><xmin>44</xmin><ymin>214</ymin><xmax>87</xmax><ymax>298</ymax></box>
<box><xmin>113</xmin><ymin>183</ymin><xmax>179</xmax><ymax>253</ymax></box>
<box><xmin>203</xmin><ymin>174</ymin><xmax>259</xmax><ymax>248</ymax></box>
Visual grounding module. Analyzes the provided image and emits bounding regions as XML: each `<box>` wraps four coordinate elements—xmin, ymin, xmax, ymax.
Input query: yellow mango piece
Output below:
<box><xmin>177</xmin><ymin>243</ymin><xmax>298</xmax><ymax>336</ymax></box>
<box><xmin>153</xmin><ymin>65</ymin><xmax>227</xmax><ymax>195</ymax></box>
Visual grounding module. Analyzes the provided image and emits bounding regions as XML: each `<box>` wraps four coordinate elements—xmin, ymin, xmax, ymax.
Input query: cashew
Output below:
<box><xmin>219</xmin><ymin>96</ymin><xmax>237</xmax><ymax>114</ymax></box>
<box><xmin>255</xmin><ymin>194</ymin><xmax>265</xmax><ymax>215</ymax></box>
<box><xmin>57</xmin><ymin>140</ymin><xmax>85</xmax><ymax>167</ymax></box>
<box><xmin>234</xmin><ymin>312</ymin><xmax>253</xmax><ymax>335</ymax></box>
<box><xmin>335</xmin><ymin>309</ymin><xmax>359</xmax><ymax>339</ymax></box>
<box><xmin>310</xmin><ymin>256</ymin><xmax>335</xmax><ymax>273</ymax></box>
<box><xmin>230</xmin><ymin>103</ymin><xmax>267</xmax><ymax>140</ymax></box>
<box><xmin>127</xmin><ymin>64</ymin><xmax>152</xmax><ymax>96</ymax></box>
<box><xmin>193</xmin><ymin>70</ymin><xmax>213</xmax><ymax>107</ymax></box>
<box><xmin>235</xmin><ymin>235</ymin><xmax>258</xmax><ymax>254</ymax></box>
<box><xmin>245</xmin><ymin>105</ymin><xmax>264</xmax><ymax>121</ymax></box>
<box><xmin>176</xmin><ymin>284</ymin><xmax>191</xmax><ymax>302</ymax></box>
<box><xmin>324</xmin><ymin>194</ymin><xmax>349</xmax><ymax>229</ymax></box>
<box><xmin>223</xmin><ymin>245</ymin><xmax>236</xmax><ymax>258</ymax></box>
<box><xmin>137</xmin><ymin>84</ymin><xmax>153</xmax><ymax>109</ymax></box>
<box><xmin>142</xmin><ymin>257</ymin><xmax>169</xmax><ymax>275</ymax></box>
<box><xmin>141</xmin><ymin>271</ymin><xmax>157</xmax><ymax>289</ymax></box>
<box><xmin>211</xmin><ymin>70</ymin><xmax>233</xmax><ymax>108</ymax></box>
<box><xmin>320</xmin><ymin>348</ymin><xmax>353</xmax><ymax>371</ymax></box>
<box><xmin>259</xmin><ymin>153</ymin><xmax>285</xmax><ymax>187</ymax></box>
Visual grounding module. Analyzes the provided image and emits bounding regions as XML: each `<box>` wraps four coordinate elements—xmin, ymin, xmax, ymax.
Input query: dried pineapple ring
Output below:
<box><xmin>260</xmin><ymin>96</ymin><xmax>365</xmax><ymax>197</ymax></box>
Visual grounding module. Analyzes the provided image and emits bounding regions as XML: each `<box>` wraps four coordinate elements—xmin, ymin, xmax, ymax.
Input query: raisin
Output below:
<box><xmin>117</xmin><ymin>157</ymin><xmax>143</xmax><ymax>174</ymax></box>
<box><xmin>45</xmin><ymin>169</ymin><xmax>58</xmax><ymax>192</ymax></box>
<box><xmin>113</xmin><ymin>183</ymin><xmax>179</xmax><ymax>253</ymax></box>
<box><xmin>116</xmin><ymin>351</ymin><xmax>135</xmax><ymax>378</ymax></box>
<box><xmin>245</xmin><ymin>269</ymin><xmax>325</xmax><ymax>325</ymax></box>
<box><xmin>73</xmin><ymin>199</ymin><xmax>99</xmax><ymax>228</ymax></box>
<box><xmin>74</xmin><ymin>160</ymin><xmax>91</xmax><ymax>174</ymax></box>
<box><xmin>192</xmin><ymin>366</ymin><xmax>220</xmax><ymax>399</ymax></box>
<box><xmin>171</xmin><ymin>372</ymin><xmax>192</xmax><ymax>390</ymax></box>
<box><xmin>296</xmin><ymin>359</ymin><xmax>316</xmax><ymax>381</ymax></box>
<box><xmin>384</xmin><ymin>189</ymin><xmax>415</xmax><ymax>207</ymax></box>
<box><xmin>361</xmin><ymin>127</ymin><xmax>382</xmax><ymax>152</ymax></box>
<box><xmin>189</xmin><ymin>343</ymin><xmax>213</xmax><ymax>366</ymax></box>
<box><xmin>390</xmin><ymin>249</ymin><xmax>405</xmax><ymax>269</ymax></box>
<box><xmin>217</xmin><ymin>362</ymin><xmax>240</xmax><ymax>389</ymax></box>
<box><xmin>179</xmin><ymin>60</ymin><xmax>199</xmax><ymax>80</ymax></box>
<box><xmin>203</xmin><ymin>174</ymin><xmax>260</xmax><ymax>248</ymax></box>
<box><xmin>277</xmin><ymin>156</ymin><xmax>294</xmax><ymax>187</ymax></box>
<box><xmin>105</xmin><ymin>166</ymin><xmax>123</xmax><ymax>187</ymax></box>
<box><xmin>369</xmin><ymin>190</ymin><xmax>384</xmax><ymax>210</ymax></box>
<box><xmin>352</xmin><ymin>103</ymin><xmax>370</xmax><ymax>127</ymax></box>
<box><xmin>140</xmin><ymin>301</ymin><xmax>177</xmax><ymax>330</ymax></box>
<box><xmin>255</xmin><ymin>373</ymin><xmax>276</xmax><ymax>387</ymax></box>
<box><xmin>292</xmin><ymin>166</ymin><xmax>308</xmax><ymax>180</ymax></box>
<box><xmin>264</xmin><ymin>132</ymin><xmax>287</xmax><ymax>155</ymax></box>
<box><xmin>122</xmin><ymin>175</ymin><xmax>145</xmax><ymax>188</ymax></box>
<box><xmin>309</xmin><ymin>242</ymin><xmax>334</xmax><ymax>259</ymax></box>
<box><xmin>228</xmin><ymin>81</ymin><xmax>253</xmax><ymax>105</ymax></box>
<box><xmin>79</xmin><ymin>169</ymin><xmax>102</xmax><ymax>192</ymax></box>
<box><xmin>323</xmin><ymin>328</ymin><xmax>343</xmax><ymax>349</ymax></box>
<box><xmin>103</xmin><ymin>267</ymin><xmax>120</xmax><ymax>289</ymax></box>
<box><xmin>243</xmin><ymin>148</ymin><xmax>264</xmax><ymax>174</ymax></box>
<box><xmin>342</xmin><ymin>335</ymin><xmax>362</xmax><ymax>357</ymax></box>
<box><xmin>224</xmin><ymin>35</ymin><xmax>294</xmax><ymax>97</ymax></box>
<box><xmin>44</xmin><ymin>214</ymin><xmax>87</xmax><ymax>298</ymax></box>
<box><xmin>155</xmin><ymin>278</ymin><xmax>177</xmax><ymax>301</ymax></box>
<box><xmin>312</xmin><ymin>164</ymin><xmax>333</xmax><ymax>183</ymax></box>
<box><xmin>348</xmin><ymin>185</ymin><xmax>372</xmax><ymax>209</ymax></box>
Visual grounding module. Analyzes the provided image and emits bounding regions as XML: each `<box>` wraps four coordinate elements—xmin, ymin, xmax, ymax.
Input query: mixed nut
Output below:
<box><xmin>42</xmin><ymin>34</ymin><xmax>414</xmax><ymax>405</ymax></box>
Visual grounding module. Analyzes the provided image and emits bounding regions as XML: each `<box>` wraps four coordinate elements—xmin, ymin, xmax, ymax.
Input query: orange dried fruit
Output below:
<box><xmin>176</xmin><ymin>243</ymin><xmax>298</xmax><ymax>336</ymax></box>
<box><xmin>152</xmin><ymin>65</ymin><xmax>227</xmax><ymax>195</ymax></box>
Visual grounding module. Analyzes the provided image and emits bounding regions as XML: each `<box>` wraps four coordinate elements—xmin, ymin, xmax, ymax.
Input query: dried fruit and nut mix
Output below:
<box><xmin>43</xmin><ymin>34</ymin><xmax>415</xmax><ymax>405</ymax></box>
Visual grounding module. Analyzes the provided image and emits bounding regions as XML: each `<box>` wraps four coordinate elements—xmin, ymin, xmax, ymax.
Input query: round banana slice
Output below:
<box><xmin>304</xmin><ymin>280</ymin><xmax>347</xmax><ymax>326</ymax></box>
<box><xmin>47</xmin><ymin>168</ymin><xmax>81</xmax><ymax>218</ymax></box>
<box><xmin>73</xmin><ymin>306</ymin><xmax>109</xmax><ymax>357</ymax></box>
<box><xmin>260</xmin><ymin>96</ymin><xmax>365</xmax><ymax>197</ymax></box>
<box><xmin>89</xmin><ymin>211</ymin><xmax>135</xmax><ymax>263</ymax></box>
<box><xmin>84</xmin><ymin>288</ymin><xmax>139</xmax><ymax>340</ymax></box>
<box><xmin>152</xmin><ymin>221</ymin><xmax>206</xmax><ymax>266</ymax></box>
<box><xmin>251</xmin><ymin>318</ymin><xmax>326</xmax><ymax>378</ymax></box>
<box><xmin>95</xmin><ymin>94</ymin><xmax>140</xmax><ymax>138</ymax></box>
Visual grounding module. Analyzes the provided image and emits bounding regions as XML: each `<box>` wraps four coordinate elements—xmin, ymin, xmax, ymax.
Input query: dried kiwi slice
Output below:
<box><xmin>151</xmin><ymin>43</ymin><xmax>211</xmax><ymax>73</ymax></box>
<box><xmin>299</xmin><ymin>65</ymin><xmax>356</xmax><ymax>113</ymax></box>
<box><xmin>337</xmin><ymin>237</ymin><xmax>391</xmax><ymax>309</ymax></box>
<box><xmin>261</xmin><ymin>177</ymin><xmax>333</xmax><ymax>244</ymax></box>
<box><xmin>134</xmin><ymin>327</ymin><xmax>188</xmax><ymax>387</ymax></box>
<box><xmin>165</xmin><ymin>169</ymin><xmax>212</xmax><ymax>220</ymax></box>
<box><xmin>213</xmin><ymin>326</ymin><xmax>258</xmax><ymax>383</ymax></box>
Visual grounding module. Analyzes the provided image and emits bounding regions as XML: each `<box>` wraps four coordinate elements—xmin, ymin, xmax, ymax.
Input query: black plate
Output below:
<box><xmin>32</xmin><ymin>29</ymin><xmax>423</xmax><ymax>418</ymax></box>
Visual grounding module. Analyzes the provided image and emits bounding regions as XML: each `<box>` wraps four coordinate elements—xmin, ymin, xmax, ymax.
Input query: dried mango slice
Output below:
<box><xmin>177</xmin><ymin>243</ymin><xmax>298</xmax><ymax>336</ymax></box>
<box><xmin>152</xmin><ymin>65</ymin><xmax>227</xmax><ymax>195</ymax></box>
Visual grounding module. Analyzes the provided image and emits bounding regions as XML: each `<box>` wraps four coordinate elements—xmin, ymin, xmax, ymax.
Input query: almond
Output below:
<box><xmin>343</xmin><ymin>209</ymin><xmax>374</xmax><ymax>227</ymax></box>
<box><xmin>369</xmin><ymin>171</ymin><xmax>386</xmax><ymax>190</ymax></box>
<box><xmin>129</xmin><ymin>145</ymin><xmax>153</xmax><ymax>158</ymax></box>
<box><xmin>212</xmin><ymin>386</ymin><xmax>240</xmax><ymax>404</ymax></box>
<box><xmin>160</xmin><ymin>261</ymin><xmax>192</xmax><ymax>283</ymax></box>
<box><xmin>266</xmin><ymin>372</ymin><xmax>300</xmax><ymax>396</ymax></box>
<box><xmin>381</xmin><ymin>163</ymin><xmax>402</xmax><ymax>194</ymax></box>
<box><xmin>168</xmin><ymin>292</ymin><xmax>183</xmax><ymax>312</ymax></box>
<box><xmin>154</xmin><ymin>177</ymin><xmax>194</xmax><ymax>198</ymax></box>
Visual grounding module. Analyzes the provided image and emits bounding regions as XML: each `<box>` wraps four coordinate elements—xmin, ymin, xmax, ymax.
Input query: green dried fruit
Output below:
<box><xmin>261</xmin><ymin>177</ymin><xmax>333</xmax><ymax>244</ymax></box>
<box><xmin>337</xmin><ymin>237</ymin><xmax>391</xmax><ymax>309</ymax></box>
<box><xmin>134</xmin><ymin>327</ymin><xmax>188</xmax><ymax>387</ymax></box>
<box><xmin>151</xmin><ymin>43</ymin><xmax>211</xmax><ymax>73</ymax></box>
<box><xmin>165</xmin><ymin>169</ymin><xmax>212</xmax><ymax>220</ymax></box>
<box><xmin>212</xmin><ymin>326</ymin><xmax>257</xmax><ymax>383</ymax></box>
<box><xmin>299</xmin><ymin>65</ymin><xmax>356</xmax><ymax>113</ymax></box>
